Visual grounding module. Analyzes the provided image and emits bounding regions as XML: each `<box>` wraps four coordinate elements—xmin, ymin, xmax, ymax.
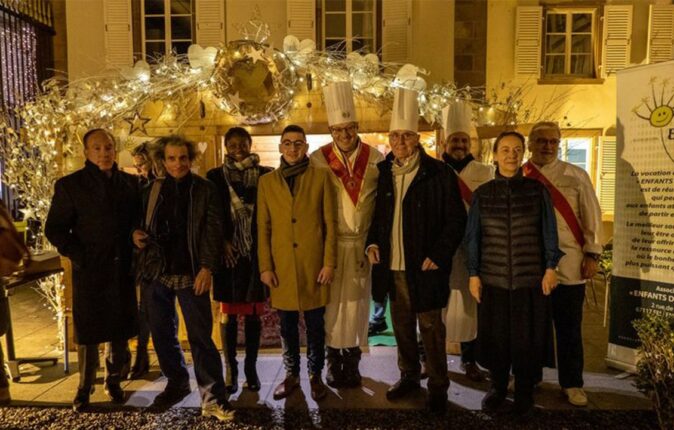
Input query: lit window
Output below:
<box><xmin>544</xmin><ymin>9</ymin><xmax>596</xmax><ymax>77</ymax></box>
<box><xmin>558</xmin><ymin>137</ymin><xmax>592</xmax><ymax>173</ymax></box>
<box><xmin>322</xmin><ymin>0</ymin><xmax>376</xmax><ymax>54</ymax></box>
<box><xmin>142</xmin><ymin>0</ymin><xmax>193</xmax><ymax>60</ymax></box>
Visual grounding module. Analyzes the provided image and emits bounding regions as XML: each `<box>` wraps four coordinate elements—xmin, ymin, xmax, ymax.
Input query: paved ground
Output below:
<box><xmin>0</xmin><ymin>278</ymin><xmax>655</xmax><ymax>428</ymax></box>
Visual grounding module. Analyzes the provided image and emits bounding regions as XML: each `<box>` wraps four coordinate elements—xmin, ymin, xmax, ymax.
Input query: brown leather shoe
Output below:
<box><xmin>273</xmin><ymin>374</ymin><xmax>299</xmax><ymax>400</ymax></box>
<box><xmin>309</xmin><ymin>374</ymin><xmax>327</xmax><ymax>401</ymax></box>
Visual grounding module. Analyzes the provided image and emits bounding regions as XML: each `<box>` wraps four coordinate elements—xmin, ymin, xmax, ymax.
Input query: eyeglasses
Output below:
<box><xmin>389</xmin><ymin>132</ymin><xmax>418</xmax><ymax>142</ymax></box>
<box><xmin>330</xmin><ymin>124</ymin><xmax>357</xmax><ymax>135</ymax></box>
<box><xmin>281</xmin><ymin>140</ymin><xmax>307</xmax><ymax>148</ymax></box>
<box><xmin>535</xmin><ymin>137</ymin><xmax>560</xmax><ymax>146</ymax></box>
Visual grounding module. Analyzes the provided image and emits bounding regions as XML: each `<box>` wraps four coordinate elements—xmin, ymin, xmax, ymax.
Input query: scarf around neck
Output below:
<box><xmin>222</xmin><ymin>153</ymin><xmax>261</xmax><ymax>258</ymax></box>
<box><xmin>391</xmin><ymin>150</ymin><xmax>420</xmax><ymax>176</ymax></box>
<box><xmin>280</xmin><ymin>156</ymin><xmax>310</xmax><ymax>195</ymax></box>
<box><xmin>442</xmin><ymin>152</ymin><xmax>474</xmax><ymax>173</ymax></box>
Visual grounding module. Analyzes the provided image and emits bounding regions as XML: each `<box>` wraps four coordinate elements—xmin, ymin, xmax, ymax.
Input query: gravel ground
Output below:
<box><xmin>0</xmin><ymin>406</ymin><xmax>659</xmax><ymax>430</ymax></box>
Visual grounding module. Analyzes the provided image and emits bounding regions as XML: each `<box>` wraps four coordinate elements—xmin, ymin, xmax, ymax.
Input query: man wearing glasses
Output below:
<box><xmin>366</xmin><ymin>88</ymin><xmax>466</xmax><ymax>414</ymax></box>
<box><xmin>310</xmin><ymin>82</ymin><xmax>384</xmax><ymax>388</ymax></box>
<box><xmin>257</xmin><ymin>124</ymin><xmax>337</xmax><ymax>401</ymax></box>
<box><xmin>524</xmin><ymin>121</ymin><xmax>603</xmax><ymax>407</ymax></box>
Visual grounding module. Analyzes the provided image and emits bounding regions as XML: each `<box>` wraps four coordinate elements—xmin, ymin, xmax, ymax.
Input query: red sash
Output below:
<box><xmin>456</xmin><ymin>176</ymin><xmax>473</xmax><ymax>206</ymax></box>
<box><xmin>523</xmin><ymin>161</ymin><xmax>585</xmax><ymax>248</ymax></box>
<box><xmin>321</xmin><ymin>143</ymin><xmax>371</xmax><ymax>206</ymax></box>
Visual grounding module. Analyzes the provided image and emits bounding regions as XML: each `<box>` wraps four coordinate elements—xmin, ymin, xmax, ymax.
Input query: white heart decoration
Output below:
<box><xmin>187</xmin><ymin>44</ymin><xmax>217</xmax><ymax>70</ymax></box>
<box><xmin>120</xmin><ymin>60</ymin><xmax>151</xmax><ymax>81</ymax></box>
<box><xmin>298</xmin><ymin>39</ymin><xmax>316</xmax><ymax>53</ymax></box>
<box><xmin>283</xmin><ymin>35</ymin><xmax>300</xmax><ymax>52</ymax></box>
<box><xmin>198</xmin><ymin>141</ymin><xmax>208</xmax><ymax>154</ymax></box>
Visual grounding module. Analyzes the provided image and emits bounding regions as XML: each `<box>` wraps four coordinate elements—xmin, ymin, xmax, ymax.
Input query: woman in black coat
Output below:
<box><xmin>207</xmin><ymin>127</ymin><xmax>271</xmax><ymax>393</ymax></box>
<box><xmin>45</xmin><ymin>129</ymin><xmax>139</xmax><ymax>410</ymax></box>
<box><xmin>464</xmin><ymin>131</ymin><xmax>563</xmax><ymax>417</ymax></box>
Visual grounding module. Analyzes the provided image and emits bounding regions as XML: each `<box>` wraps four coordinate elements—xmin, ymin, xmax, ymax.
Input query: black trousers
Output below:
<box><xmin>461</xmin><ymin>340</ymin><xmax>477</xmax><ymax>364</ymax></box>
<box><xmin>77</xmin><ymin>340</ymin><xmax>129</xmax><ymax>390</ymax></box>
<box><xmin>551</xmin><ymin>283</ymin><xmax>585</xmax><ymax>388</ymax></box>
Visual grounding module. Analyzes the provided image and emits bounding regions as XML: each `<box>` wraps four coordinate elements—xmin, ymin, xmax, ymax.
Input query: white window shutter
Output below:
<box><xmin>287</xmin><ymin>0</ymin><xmax>315</xmax><ymax>41</ymax></box>
<box><xmin>598</xmin><ymin>137</ymin><xmax>616</xmax><ymax>214</ymax></box>
<box><xmin>104</xmin><ymin>0</ymin><xmax>133</xmax><ymax>68</ymax></box>
<box><xmin>514</xmin><ymin>6</ymin><xmax>542</xmax><ymax>78</ymax></box>
<box><xmin>601</xmin><ymin>5</ymin><xmax>633</xmax><ymax>77</ymax></box>
<box><xmin>647</xmin><ymin>4</ymin><xmax>674</xmax><ymax>64</ymax></box>
<box><xmin>196</xmin><ymin>0</ymin><xmax>225</xmax><ymax>48</ymax></box>
<box><xmin>382</xmin><ymin>0</ymin><xmax>411</xmax><ymax>63</ymax></box>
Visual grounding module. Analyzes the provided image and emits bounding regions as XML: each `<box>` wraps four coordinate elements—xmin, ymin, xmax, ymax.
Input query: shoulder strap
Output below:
<box><xmin>145</xmin><ymin>179</ymin><xmax>164</xmax><ymax>229</ymax></box>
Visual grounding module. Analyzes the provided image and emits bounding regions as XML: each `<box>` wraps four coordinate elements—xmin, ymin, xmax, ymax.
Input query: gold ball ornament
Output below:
<box><xmin>212</xmin><ymin>40</ymin><xmax>297</xmax><ymax>124</ymax></box>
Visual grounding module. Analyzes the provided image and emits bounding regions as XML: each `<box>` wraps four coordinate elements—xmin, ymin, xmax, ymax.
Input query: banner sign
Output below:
<box><xmin>610</xmin><ymin>61</ymin><xmax>674</xmax><ymax>371</ymax></box>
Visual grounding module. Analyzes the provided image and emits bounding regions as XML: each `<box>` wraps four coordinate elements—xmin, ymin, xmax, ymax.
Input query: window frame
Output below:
<box><xmin>542</xmin><ymin>7</ymin><xmax>598</xmax><ymax>79</ymax></box>
<box><xmin>321</xmin><ymin>0</ymin><xmax>378</xmax><ymax>54</ymax></box>
<box><xmin>140</xmin><ymin>0</ymin><xmax>195</xmax><ymax>59</ymax></box>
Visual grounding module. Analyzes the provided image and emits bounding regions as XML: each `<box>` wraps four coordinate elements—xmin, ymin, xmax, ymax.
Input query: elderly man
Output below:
<box><xmin>132</xmin><ymin>136</ymin><xmax>232</xmax><ymax>421</ymax></box>
<box><xmin>257</xmin><ymin>124</ymin><xmax>337</xmax><ymax>401</ymax></box>
<box><xmin>524</xmin><ymin>121</ymin><xmax>603</xmax><ymax>407</ymax></box>
<box><xmin>366</xmin><ymin>88</ymin><xmax>466</xmax><ymax>413</ymax></box>
<box><xmin>310</xmin><ymin>81</ymin><xmax>384</xmax><ymax>388</ymax></box>
<box><xmin>440</xmin><ymin>101</ymin><xmax>493</xmax><ymax>382</ymax></box>
<box><xmin>45</xmin><ymin>129</ymin><xmax>139</xmax><ymax>412</ymax></box>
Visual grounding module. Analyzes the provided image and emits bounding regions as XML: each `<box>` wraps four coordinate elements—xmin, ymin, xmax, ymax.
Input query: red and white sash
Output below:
<box><xmin>456</xmin><ymin>176</ymin><xmax>473</xmax><ymax>206</ymax></box>
<box><xmin>523</xmin><ymin>161</ymin><xmax>585</xmax><ymax>248</ymax></box>
<box><xmin>320</xmin><ymin>143</ymin><xmax>371</xmax><ymax>206</ymax></box>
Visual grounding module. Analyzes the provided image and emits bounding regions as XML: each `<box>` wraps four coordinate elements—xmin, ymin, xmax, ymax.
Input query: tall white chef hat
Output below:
<box><xmin>390</xmin><ymin>87</ymin><xmax>419</xmax><ymax>132</ymax></box>
<box><xmin>442</xmin><ymin>100</ymin><xmax>473</xmax><ymax>137</ymax></box>
<box><xmin>323</xmin><ymin>81</ymin><xmax>357</xmax><ymax>127</ymax></box>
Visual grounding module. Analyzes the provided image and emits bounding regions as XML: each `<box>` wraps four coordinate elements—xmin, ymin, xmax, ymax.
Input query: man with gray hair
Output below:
<box><xmin>523</xmin><ymin>121</ymin><xmax>603</xmax><ymax>407</ymax></box>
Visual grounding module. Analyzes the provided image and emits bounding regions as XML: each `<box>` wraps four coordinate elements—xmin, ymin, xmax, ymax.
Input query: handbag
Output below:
<box><xmin>135</xmin><ymin>180</ymin><xmax>165</xmax><ymax>286</ymax></box>
<box><xmin>0</xmin><ymin>201</ymin><xmax>29</xmax><ymax>277</ymax></box>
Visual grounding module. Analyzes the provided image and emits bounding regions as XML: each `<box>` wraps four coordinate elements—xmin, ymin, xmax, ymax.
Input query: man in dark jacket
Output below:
<box><xmin>45</xmin><ymin>129</ymin><xmax>139</xmax><ymax>412</ymax></box>
<box><xmin>366</xmin><ymin>89</ymin><xmax>466</xmax><ymax>414</ymax></box>
<box><xmin>132</xmin><ymin>135</ymin><xmax>232</xmax><ymax>422</ymax></box>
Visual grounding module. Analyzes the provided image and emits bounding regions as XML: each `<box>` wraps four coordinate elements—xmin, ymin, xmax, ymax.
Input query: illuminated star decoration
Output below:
<box><xmin>228</xmin><ymin>92</ymin><xmax>244</xmax><ymax>108</ymax></box>
<box><xmin>124</xmin><ymin>111</ymin><xmax>151</xmax><ymax>135</ymax></box>
<box><xmin>248</xmin><ymin>47</ymin><xmax>266</xmax><ymax>64</ymax></box>
<box><xmin>19</xmin><ymin>207</ymin><xmax>36</xmax><ymax>221</ymax></box>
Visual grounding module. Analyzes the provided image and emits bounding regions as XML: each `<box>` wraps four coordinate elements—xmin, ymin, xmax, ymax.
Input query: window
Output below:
<box><xmin>141</xmin><ymin>0</ymin><xmax>194</xmax><ymax>59</ymax></box>
<box><xmin>558</xmin><ymin>137</ymin><xmax>592</xmax><ymax>172</ymax></box>
<box><xmin>544</xmin><ymin>9</ymin><xmax>596</xmax><ymax>77</ymax></box>
<box><xmin>322</xmin><ymin>0</ymin><xmax>376</xmax><ymax>54</ymax></box>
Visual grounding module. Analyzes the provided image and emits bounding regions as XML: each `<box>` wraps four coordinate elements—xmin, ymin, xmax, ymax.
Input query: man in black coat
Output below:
<box><xmin>366</xmin><ymin>88</ymin><xmax>466</xmax><ymax>414</ymax></box>
<box><xmin>45</xmin><ymin>129</ymin><xmax>139</xmax><ymax>412</ymax></box>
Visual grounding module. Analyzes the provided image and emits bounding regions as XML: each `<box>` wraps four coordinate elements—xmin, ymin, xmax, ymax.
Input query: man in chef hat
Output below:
<box><xmin>366</xmin><ymin>88</ymin><xmax>466</xmax><ymax>414</ymax></box>
<box><xmin>440</xmin><ymin>100</ymin><xmax>494</xmax><ymax>383</ymax></box>
<box><xmin>310</xmin><ymin>81</ymin><xmax>384</xmax><ymax>389</ymax></box>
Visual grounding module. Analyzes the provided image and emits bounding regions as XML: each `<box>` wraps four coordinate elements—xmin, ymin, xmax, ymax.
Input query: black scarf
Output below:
<box><xmin>442</xmin><ymin>152</ymin><xmax>474</xmax><ymax>173</ymax></box>
<box><xmin>280</xmin><ymin>156</ymin><xmax>310</xmax><ymax>195</ymax></box>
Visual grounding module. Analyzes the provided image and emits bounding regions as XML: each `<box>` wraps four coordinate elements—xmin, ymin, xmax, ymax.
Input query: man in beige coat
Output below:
<box><xmin>257</xmin><ymin>124</ymin><xmax>338</xmax><ymax>402</ymax></box>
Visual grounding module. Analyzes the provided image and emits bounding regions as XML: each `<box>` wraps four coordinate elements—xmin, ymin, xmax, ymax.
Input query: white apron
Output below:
<box><xmin>310</xmin><ymin>142</ymin><xmax>383</xmax><ymax>348</ymax></box>
<box><xmin>444</xmin><ymin>160</ymin><xmax>494</xmax><ymax>342</ymax></box>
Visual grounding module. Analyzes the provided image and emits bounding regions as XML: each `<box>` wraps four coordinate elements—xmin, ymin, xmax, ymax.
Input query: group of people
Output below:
<box><xmin>27</xmin><ymin>82</ymin><xmax>602</xmax><ymax>421</ymax></box>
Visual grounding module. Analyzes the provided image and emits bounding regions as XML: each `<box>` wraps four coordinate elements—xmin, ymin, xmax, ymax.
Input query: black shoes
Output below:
<box><xmin>481</xmin><ymin>388</ymin><xmax>507</xmax><ymax>412</ymax></box>
<box><xmin>386</xmin><ymin>378</ymin><xmax>421</xmax><ymax>401</ymax></box>
<box><xmin>150</xmin><ymin>383</ymin><xmax>191</xmax><ymax>410</ymax></box>
<box><xmin>462</xmin><ymin>362</ymin><xmax>487</xmax><ymax>382</ymax></box>
<box><xmin>243</xmin><ymin>361</ymin><xmax>261</xmax><ymax>392</ymax></box>
<box><xmin>325</xmin><ymin>347</ymin><xmax>344</xmax><ymax>388</ymax></box>
<box><xmin>104</xmin><ymin>383</ymin><xmax>125</xmax><ymax>404</ymax></box>
<box><xmin>368</xmin><ymin>320</ymin><xmax>388</xmax><ymax>336</ymax></box>
<box><xmin>72</xmin><ymin>386</ymin><xmax>94</xmax><ymax>412</ymax></box>
<box><xmin>128</xmin><ymin>351</ymin><xmax>150</xmax><ymax>380</ymax></box>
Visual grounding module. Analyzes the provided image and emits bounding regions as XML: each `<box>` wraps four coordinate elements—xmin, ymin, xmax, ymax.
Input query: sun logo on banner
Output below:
<box><xmin>634</xmin><ymin>77</ymin><xmax>674</xmax><ymax>162</ymax></box>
